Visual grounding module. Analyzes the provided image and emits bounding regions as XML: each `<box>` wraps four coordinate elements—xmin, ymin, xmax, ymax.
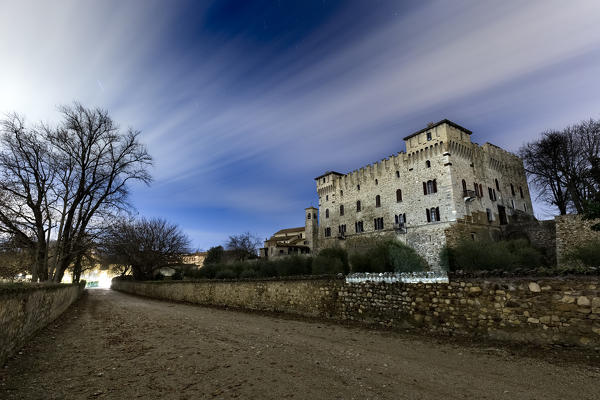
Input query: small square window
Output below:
<box><xmin>427</xmin><ymin>132</ymin><xmax>432</xmax><ymax>141</ymax></box>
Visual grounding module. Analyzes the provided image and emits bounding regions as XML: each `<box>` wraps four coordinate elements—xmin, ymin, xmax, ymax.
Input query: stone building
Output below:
<box><xmin>310</xmin><ymin>119</ymin><xmax>534</xmax><ymax>268</ymax></box>
<box><xmin>260</xmin><ymin>227</ymin><xmax>311</xmax><ymax>259</ymax></box>
<box><xmin>182</xmin><ymin>251</ymin><xmax>207</xmax><ymax>267</ymax></box>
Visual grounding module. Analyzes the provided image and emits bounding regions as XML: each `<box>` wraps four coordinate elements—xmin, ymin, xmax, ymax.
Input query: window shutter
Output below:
<box><xmin>436</xmin><ymin>207</ymin><xmax>440</xmax><ymax>221</ymax></box>
<box><xmin>426</xmin><ymin>209</ymin><xmax>431</xmax><ymax>222</ymax></box>
<box><xmin>423</xmin><ymin>182</ymin><xmax>427</xmax><ymax>195</ymax></box>
<box><xmin>433</xmin><ymin>179</ymin><xmax>437</xmax><ymax>193</ymax></box>
<box><xmin>403</xmin><ymin>213</ymin><xmax>407</xmax><ymax>223</ymax></box>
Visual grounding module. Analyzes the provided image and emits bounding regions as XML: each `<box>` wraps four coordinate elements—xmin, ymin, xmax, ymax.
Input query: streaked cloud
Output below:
<box><xmin>1</xmin><ymin>0</ymin><xmax>599</xmax><ymax>245</ymax></box>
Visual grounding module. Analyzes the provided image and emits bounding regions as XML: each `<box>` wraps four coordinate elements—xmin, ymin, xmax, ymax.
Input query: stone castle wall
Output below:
<box><xmin>0</xmin><ymin>283</ymin><xmax>85</xmax><ymax>365</ymax></box>
<box><xmin>555</xmin><ymin>214</ymin><xmax>600</xmax><ymax>265</ymax></box>
<box><xmin>311</xmin><ymin>121</ymin><xmax>534</xmax><ymax>269</ymax></box>
<box><xmin>113</xmin><ymin>276</ymin><xmax>600</xmax><ymax>349</ymax></box>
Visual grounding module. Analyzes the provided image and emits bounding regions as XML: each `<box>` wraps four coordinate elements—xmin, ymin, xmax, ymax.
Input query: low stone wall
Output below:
<box><xmin>112</xmin><ymin>278</ymin><xmax>342</xmax><ymax>318</ymax></box>
<box><xmin>337</xmin><ymin>277</ymin><xmax>599</xmax><ymax>348</ymax></box>
<box><xmin>0</xmin><ymin>283</ymin><xmax>85</xmax><ymax>365</ymax></box>
<box><xmin>112</xmin><ymin>277</ymin><xmax>600</xmax><ymax>349</ymax></box>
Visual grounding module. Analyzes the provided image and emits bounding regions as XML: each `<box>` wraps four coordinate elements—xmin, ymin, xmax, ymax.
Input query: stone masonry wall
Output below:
<box><xmin>0</xmin><ymin>283</ymin><xmax>85</xmax><ymax>365</ymax></box>
<box><xmin>113</xmin><ymin>277</ymin><xmax>600</xmax><ymax>349</ymax></box>
<box><xmin>112</xmin><ymin>278</ymin><xmax>342</xmax><ymax>318</ymax></box>
<box><xmin>555</xmin><ymin>214</ymin><xmax>600</xmax><ymax>265</ymax></box>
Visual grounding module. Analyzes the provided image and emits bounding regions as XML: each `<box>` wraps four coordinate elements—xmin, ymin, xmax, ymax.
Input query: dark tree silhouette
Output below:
<box><xmin>101</xmin><ymin>217</ymin><xmax>190</xmax><ymax>281</ymax></box>
<box><xmin>519</xmin><ymin>118</ymin><xmax>600</xmax><ymax>215</ymax></box>
<box><xmin>0</xmin><ymin>103</ymin><xmax>152</xmax><ymax>281</ymax></box>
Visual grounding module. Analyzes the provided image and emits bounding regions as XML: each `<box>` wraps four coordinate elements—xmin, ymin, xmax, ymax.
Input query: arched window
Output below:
<box><xmin>307</xmin><ymin>213</ymin><xmax>311</xmax><ymax>219</ymax></box>
<box><xmin>356</xmin><ymin>200</ymin><xmax>361</xmax><ymax>212</ymax></box>
<box><xmin>340</xmin><ymin>190</ymin><xmax>343</xmax><ymax>196</ymax></box>
<box><xmin>357</xmin><ymin>184</ymin><xmax>360</xmax><ymax>191</ymax></box>
<box><xmin>375</xmin><ymin>179</ymin><xmax>378</xmax><ymax>185</ymax></box>
<box><xmin>426</xmin><ymin>160</ymin><xmax>431</xmax><ymax>168</ymax></box>
<box><xmin>375</xmin><ymin>195</ymin><xmax>381</xmax><ymax>208</ymax></box>
<box><xmin>427</xmin><ymin>180</ymin><xmax>434</xmax><ymax>194</ymax></box>
<box><xmin>396</xmin><ymin>189</ymin><xmax>402</xmax><ymax>202</ymax></box>
<box><xmin>428</xmin><ymin>207</ymin><xmax>440</xmax><ymax>222</ymax></box>
<box><xmin>396</xmin><ymin>171</ymin><xmax>400</xmax><ymax>178</ymax></box>
<box><xmin>495</xmin><ymin>179</ymin><xmax>500</xmax><ymax>191</ymax></box>
<box><xmin>325</xmin><ymin>209</ymin><xmax>329</xmax><ymax>218</ymax></box>
<box><xmin>339</xmin><ymin>205</ymin><xmax>344</xmax><ymax>216</ymax></box>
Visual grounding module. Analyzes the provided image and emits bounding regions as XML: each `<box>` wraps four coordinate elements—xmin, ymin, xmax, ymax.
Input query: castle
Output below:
<box><xmin>262</xmin><ymin>119</ymin><xmax>534</xmax><ymax>268</ymax></box>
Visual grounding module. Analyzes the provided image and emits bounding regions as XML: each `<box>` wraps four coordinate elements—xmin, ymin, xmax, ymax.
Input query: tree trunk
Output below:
<box><xmin>72</xmin><ymin>253</ymin><xmax>83</xmax><ymax>283</ymax></box>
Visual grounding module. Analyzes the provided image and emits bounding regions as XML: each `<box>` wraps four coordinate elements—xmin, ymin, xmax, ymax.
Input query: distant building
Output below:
<box><xmin>182</xmin><ymin>251</ymin><xmax>207</xmax><ymax>267</ymax></box>
<box><xmin>260</xmin><ymin>227</ymin><xmax>311</xmax><ymax>259</ymax></box>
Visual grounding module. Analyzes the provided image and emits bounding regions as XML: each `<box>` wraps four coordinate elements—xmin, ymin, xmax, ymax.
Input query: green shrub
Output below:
<box><xmin>171</xmin><ymin>270</ymin><xmax>183</xmax><ymax>280</ymax></box>
<box><xmin>214</xmin><ymin>268</ymin><xmax>236</xmax><ymax>279</ymax></box>
<box><xmin>276</xmin><ymin>256</ymin><xmax>312</xmax><ymax>276</ymax></box>
<box><xmin>239</xmin><ymin>268</ymin><xmax>258</xmax><ymax>278</ymax></box>
<box><xmin>317</xmin><ymin>248</ymin><xmax>349</xmax><ymax>274</ymax></box>
<box><xmin>256</xmin><ymin>260</ymin><xmax>278</xmax><ymax>277</ymax></box>
<box><xmin>311</xmin><ymin>255</ymin><xmax>344</xmax><ymax>275</ymax></box>
<box><xmin>350</xmin><ymin>240</ymin><xmax>427</xmax><ymax>273</ymax></box>
<box><xmin>565</xmin><ymin>239</ymin><xmax>600</xmax><ymax>268</ymax></box>
<box><xmin>445</xmin><ymin>239</ymin><xmax>546</xmax><ymax>271</ymax></box>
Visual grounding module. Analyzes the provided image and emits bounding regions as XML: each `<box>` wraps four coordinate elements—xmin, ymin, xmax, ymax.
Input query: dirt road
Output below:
<box><xmin>1</xmin><ymin>289</ymin><xmax>598</xmax><ymax>399</ymax></box>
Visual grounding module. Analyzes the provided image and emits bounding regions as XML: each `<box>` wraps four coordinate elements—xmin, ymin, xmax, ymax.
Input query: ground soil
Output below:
<box><xmin>1</xmin><ymin>289</ymin><xmax>599</xmax><ymax>399</ymax></box>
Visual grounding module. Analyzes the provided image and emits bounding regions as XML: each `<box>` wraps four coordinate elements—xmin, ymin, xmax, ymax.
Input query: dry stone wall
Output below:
<box><xmin>555</xmin><ymin>214</ymin><xmax>600</xmax><ymax>265</ymax></box>
<box><xmin>113</xmin><ymin>276</ymin><xmax>599</xmax><ymax>349</ymax></box>
<box><xmin>112</xmin><ymin>278</ymin><xmax>342</xmax><ymax>318</ymax></box>
<box><xmin>0</xmin><ymin>283</ymin><xmax>85</xmax><ymax>365</ymax></box>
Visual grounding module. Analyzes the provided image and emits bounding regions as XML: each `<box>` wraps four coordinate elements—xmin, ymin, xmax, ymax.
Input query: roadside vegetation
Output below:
<box><xmin>563</xmin><ymin>239</ymin><xmax>600</xmax><ymax>269</ymax></box>
<box><xmin>439</xmin><ymin>239</ymin><xmax>547</xmax><ymax>272</ymax></box>
<box><xmin>164</xmin><ymin>239</ymin><xmax>428</xmax><ymax>281</ymax></box>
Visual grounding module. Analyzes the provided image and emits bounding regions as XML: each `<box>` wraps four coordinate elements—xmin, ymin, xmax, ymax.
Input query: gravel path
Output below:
<box><xmin>1</xmin><ymin>289</ymin><xmax>598</xmax><ymax>399</ymax></box>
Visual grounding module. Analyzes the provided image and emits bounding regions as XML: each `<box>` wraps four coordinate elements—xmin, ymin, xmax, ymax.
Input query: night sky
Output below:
<box><xmin>1</xmin><ymin>0</ymin><xmax>600</xmax><ymax>250</ymax></box>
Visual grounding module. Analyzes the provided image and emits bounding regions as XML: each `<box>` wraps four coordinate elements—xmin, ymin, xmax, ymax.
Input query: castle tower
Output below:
<box><xmin>304</xmin><ymin>207</ymin><xmax>319</xmax><ymax>253</ymax></box>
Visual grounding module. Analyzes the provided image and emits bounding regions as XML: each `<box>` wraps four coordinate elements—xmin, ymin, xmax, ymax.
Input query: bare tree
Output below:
<box><xmin>0</xmin><ymin>103</ymin><xmax>152</xmax><ymax>282</ymax></box>
<box><xmin>226</xmin><ymin>232</ymin><xmax>261</xmax><ymax>261</ymax></box>
<box><xmin>0</xmin><ymin>115</ymin><xmax>57</xmax><ymax>280</ymax></box>
<box><xmin>520</xmin><ymin>118</ymin><xmax>600</xmax><ymax>215</ymax></box>
<box><xmin>0</xmin><ymin>235</ymin><xmax>33</xmax><ymax>280</ymax></box>
<box><xmin>520</xmin><ymin>131</ymin><xmax>570</xmax><ymax>215</ymax></box>
<box><xmin>100</xmin><ymin>217</ymin><xmax>190</xmax><ymax>280</ymax></box>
